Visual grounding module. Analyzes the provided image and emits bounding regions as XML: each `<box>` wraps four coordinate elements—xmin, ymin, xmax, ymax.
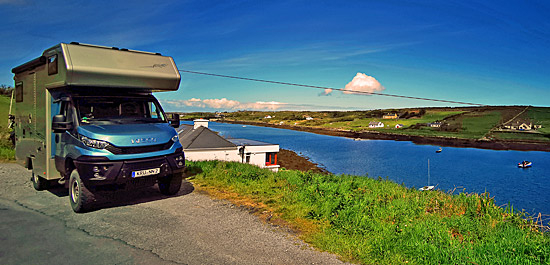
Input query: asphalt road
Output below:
<box><xmin>0</xmin><ymin>163</ymin><xmax>348</xmax><ymax>265</ymax></box>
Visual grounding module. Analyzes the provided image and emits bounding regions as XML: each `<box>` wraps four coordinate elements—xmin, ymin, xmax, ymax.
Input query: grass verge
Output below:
<box><xmin>187</xmin><ymin>160</ymin><xmax>550</xmax><ymax>264</ymax></box>
<box><xmin>0</xmin><ymin>95</ymin><xmax>15</xmax><ymax>161</ymax></box>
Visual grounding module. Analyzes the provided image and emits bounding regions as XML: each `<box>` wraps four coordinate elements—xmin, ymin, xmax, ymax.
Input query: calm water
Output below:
<box><xmin>183</xmin><ymin>121</ymin><xmax>550</xmax><ymax>217</ymax></box>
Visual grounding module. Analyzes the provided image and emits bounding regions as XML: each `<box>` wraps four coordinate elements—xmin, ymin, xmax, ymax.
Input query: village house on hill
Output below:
<box><xmin>382</xmin><ymin>113</ymin><xmax>398</xmax><ymax>119</ymax></box>
<box><xmin>178</xmin><ymin>119</ymin><xmax>280</xmax><ymax>172</ymax></box>
<box><xmin>368</xmin><ymin>121</ymin><xmax>384</xmax><ymax>128</ymax></box>
<box><xmin>502</xmin><ymin>120</ymin><xmax>542</xmax><ymax>131</ymax></box>
<box><xmin>427</xmin><ymin>122</ymin><xmax>443</xmax><ymax>128</ymax></box>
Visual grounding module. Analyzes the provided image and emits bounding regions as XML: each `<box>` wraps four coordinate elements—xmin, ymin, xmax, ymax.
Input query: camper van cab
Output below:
<box><xmin>12</xmin><ymin>42</ymin><xmax>185</xmax><ymax>212</ymax></box>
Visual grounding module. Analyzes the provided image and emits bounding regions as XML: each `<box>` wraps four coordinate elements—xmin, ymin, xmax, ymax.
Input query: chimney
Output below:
<box><xmin>193</xmin><ymin>119</ymin><xmax>209</xmax><ymax>129</ymax></box>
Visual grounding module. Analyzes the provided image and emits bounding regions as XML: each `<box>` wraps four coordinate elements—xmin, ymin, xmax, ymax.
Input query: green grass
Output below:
<box><xmin>187</xmin><ymin>160</ymin><xmax>550</xmax><ymax>264</ymax></box>
<box><xmin>529</xmin><ymin>107</ymin><xmax>550</xmax><ymax>135</ymax></box>
<box><xmin>0</xmin><ymin>95</ymin><xmax>15</xmax><ymax>161</ymax></box>
<box><xmin>493</xmin><ymin>132</ymin><xmax>550</xmax><ymax>142</ymax></box>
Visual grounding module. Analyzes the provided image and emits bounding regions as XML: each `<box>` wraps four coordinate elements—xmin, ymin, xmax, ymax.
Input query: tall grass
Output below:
<box><xmin>187</xmin><ymin>160</ymin><xmax>550</xmax><ymax>264</ymax></box>
<box><xmin>0</xmin><ymin>95</ymin><xmax>15</xmax><ymax>161</ymax></box>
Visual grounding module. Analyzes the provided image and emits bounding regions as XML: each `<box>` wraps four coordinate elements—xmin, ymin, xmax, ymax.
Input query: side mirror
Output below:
<box><xmin>167</xmin><ymin>113</ymin><xmax>180</xmax><ymax>128</ymax></box>
<box><xmin>52</xmin><ymin>114</ymin><xmax>73</xmax><ymax>133</ymax></box>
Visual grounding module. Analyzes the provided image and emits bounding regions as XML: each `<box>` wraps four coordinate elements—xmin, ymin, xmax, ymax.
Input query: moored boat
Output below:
<box><xmin>518</xmin><ymin>161</ymin><xmax>532</xmax><ymax>168</ymax></box>
<box><xmin>419</xmin><ymin>185</ymin><xmax>435</xmax><ymax>191</ymax></box>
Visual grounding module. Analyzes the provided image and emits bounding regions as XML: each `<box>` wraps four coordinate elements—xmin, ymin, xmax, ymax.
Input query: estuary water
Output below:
<box><xmin>183</xmin><ymin>121</ymin><xmax>550</xmax><ymax>218</ymax></box>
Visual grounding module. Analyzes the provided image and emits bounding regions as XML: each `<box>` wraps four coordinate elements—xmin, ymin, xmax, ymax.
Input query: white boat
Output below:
<box><xmin>419</xmin><ymin>159</ymin><xmax>435</xmax><ymax>191</ymax></box>
<box><xmin>436</xmin><ymin>147</ymin><xmax>442</xmax><ymax>153</ymax></box>
<box><xmin>518</xmin><ymin>161</ymin><xmax>532</xmax><ymax>168</ymax></box>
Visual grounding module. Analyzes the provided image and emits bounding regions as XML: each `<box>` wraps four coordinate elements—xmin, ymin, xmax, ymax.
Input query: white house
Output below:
<box><xmin>427</xmin><ymin>122</ymin><xmax>442</xmax><ymax>128</ymax></box>
<box><xmin>395</xmin><ymin>124</ymin><xmax>404</xmax><ymax>128</ymax></box>
<box><xmin>178</xmin><ymin>120</ymin><xmax>280</xmax><ymax>172</ymax></box>
<box><xmin>368</xmin><ymin>121</ymin><xmax>384</xmax><ymax>128</ymax></box>
<box><xmin>228</xmin><ymin>139</ymin><xmax>280</xmax><ymax>172</ymax></box>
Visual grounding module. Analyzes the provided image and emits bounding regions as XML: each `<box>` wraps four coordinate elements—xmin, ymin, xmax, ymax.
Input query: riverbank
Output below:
<box><xmin>222</xmin><ymin>120</ymin><xmax>550</xmax><ymax>152</ymax></box>
<box><xmin>186</xmin><ymin>160</ymin><xmax>550</xmax><ymax>264</ymax></box>
<box><xmin>277</xmin><ymin>149</ymin><xmax>329</xmax><ymax>174</ymax></box>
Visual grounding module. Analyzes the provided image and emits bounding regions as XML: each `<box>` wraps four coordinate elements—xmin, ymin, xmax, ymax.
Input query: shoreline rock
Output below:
<box><xmin>277</xmin><ymin>149</ymin><xmax>329</xmax><ymax>174</ymax></box>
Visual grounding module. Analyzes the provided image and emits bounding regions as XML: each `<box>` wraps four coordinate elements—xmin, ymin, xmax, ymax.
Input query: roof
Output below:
<box><xmin>177</xmin><ymin>125</ymin><xmax>237</xmax><ymax>150</ymax></box>
<box><xmin>228</xmin><ymin>138</ymin><xmax>276</xmax><ymax>146</ymax></box>
<box><xmin>14</xmin><ymin>42</ymin><xmax>180</xmax><ymax>92</ymax></box>
<box><xmin>369</xmin><ymin>121</ymin><xmax>383</xmax><ymax>125</ymax></box>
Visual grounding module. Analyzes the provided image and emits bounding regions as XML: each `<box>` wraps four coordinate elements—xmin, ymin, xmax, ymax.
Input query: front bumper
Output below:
<box><xmin>74</xmin><ymin>151</ymin><xmax>185</xmax><ymax>189</ymax></box>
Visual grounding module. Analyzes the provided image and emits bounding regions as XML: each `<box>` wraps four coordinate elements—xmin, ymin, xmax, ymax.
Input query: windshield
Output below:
<box><xmin>75</xmin><ymin>96</ymin><xmax>167</xmax><ymax>125</ymax></box>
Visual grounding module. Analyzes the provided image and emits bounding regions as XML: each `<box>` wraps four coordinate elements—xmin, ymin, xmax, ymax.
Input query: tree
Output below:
<box><xmin>0</xmin><ymin>84</ymin><xmax>13</xmax><ymax>96</ymax></box>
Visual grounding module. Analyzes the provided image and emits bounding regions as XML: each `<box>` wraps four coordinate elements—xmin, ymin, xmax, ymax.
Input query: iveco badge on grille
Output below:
<box><xmin>131</xmin><ymin>137</ymin><xmax>157</xmax><ymax>144</ymax></box>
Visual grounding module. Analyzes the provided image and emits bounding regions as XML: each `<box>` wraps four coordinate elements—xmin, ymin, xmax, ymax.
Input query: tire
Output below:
<box><xmin>69</xmin><ymin>170</ymin><xmax>95</xmax><ymax>213</ymax></box>
<box><xmin>158</xmin><ymin>173</ymin><xmax>183</xmax><ymax>195</ymax></box>
<box><xmin>32</xmin><ymin>172</ymin><xmax>48</xmax><ymax>191</ymax></box>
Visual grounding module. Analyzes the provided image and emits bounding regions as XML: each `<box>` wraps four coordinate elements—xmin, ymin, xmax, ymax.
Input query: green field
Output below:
<box><xmin>187</xmin><ymin>106</ymin><xmax>550</xmax><ymax>143</ymax></box>
<box><xmin>187</xmin><ymin>160</ymin><xmax>550</xmax><ymax>264</ymax></box>
<box><xmin>529</xmin><ymin>107</ymin><xmax>550</xmax><ymax>135</ymax></box>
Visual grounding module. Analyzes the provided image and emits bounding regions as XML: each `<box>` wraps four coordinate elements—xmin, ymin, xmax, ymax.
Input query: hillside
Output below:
<box><xmin>180</xmin><ymin>106</ymin><xmax>550</xmax><ymax>151</ymax></box>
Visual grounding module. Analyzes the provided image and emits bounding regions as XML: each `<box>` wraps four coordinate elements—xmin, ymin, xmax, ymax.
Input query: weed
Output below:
<box><xmin>188</xmin><ymin>160</ymin><xmax>550</xmax><ymax>264</ymax></box>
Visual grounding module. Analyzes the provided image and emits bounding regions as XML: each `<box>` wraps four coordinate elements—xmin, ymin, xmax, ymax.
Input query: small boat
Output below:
<box><xmin>419</xmin><ymin>159</ymin><xmax>435</xmax><ymax>191</ymax></box>
<box><xmin>242</xmin><ymin>125</ymin><xmax>247</xmax><ymax>128</ymax></box>
<box><xmin>436</xmin><ymin>147</ymin><xmax>442</xmax><ymax>153</ymax></box>
<box><xmin>518</xmin><ymin>161</ymin><xmax>532</xmax><ymax>168</ymax></box>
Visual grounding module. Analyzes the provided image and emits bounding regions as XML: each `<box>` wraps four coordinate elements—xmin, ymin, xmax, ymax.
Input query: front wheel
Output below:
<box><xmin>158</xmin><ymin>174</ymin><xmax>183</xmax><ymax>195</ymax></box>
<box><xmin>69</xmin><ymin>170</ymin><xmax>95</xmax><ymax>213</ymax></box>
<box><xmin>32</xmin><ymin>172</ymin><xmax>48</xmax><ymax>191</ymax></box>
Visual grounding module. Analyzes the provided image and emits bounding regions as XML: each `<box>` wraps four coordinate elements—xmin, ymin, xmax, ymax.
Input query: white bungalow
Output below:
<box><xmin>368</xmin><ymin>121</ymin><xmax>384</xmax><ymax>128</ymax></box>
<box><xmin>178</xmin><ymin>120</ymin><xmax>280</xmax><ymax>172</ymax></box>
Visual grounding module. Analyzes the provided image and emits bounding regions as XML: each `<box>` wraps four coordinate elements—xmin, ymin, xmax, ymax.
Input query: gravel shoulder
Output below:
<box><xmin>0</xmin><ymin>163</ymin><xmax>348</xmax><ymax>265</ymax></box>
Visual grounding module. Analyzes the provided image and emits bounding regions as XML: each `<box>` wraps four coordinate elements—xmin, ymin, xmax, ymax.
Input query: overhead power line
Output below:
<box><xmin>178</xmin><ymin>70</ymin><xmax>486</xmax><ymax>107</ymax></box>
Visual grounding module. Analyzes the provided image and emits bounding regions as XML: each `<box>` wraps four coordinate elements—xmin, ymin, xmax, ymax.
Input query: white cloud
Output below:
<box><xmin>160</xmin><ymin>98</ymin><xmax>356</xmax><ymax>112</ymax></box>
<box><xmin>342</xmin><ymin>73</ymin><xmax>385</xmax><ymax>95</ymax></box>
<box><xmin>162</xmin><ymin>98</ymin><xmax>287</xmax><ymax>111</ymax></box>
<box><xmin>322</xmin><ymin>88</ymin><xmax>333</xmax><ymax>96</ymax></box>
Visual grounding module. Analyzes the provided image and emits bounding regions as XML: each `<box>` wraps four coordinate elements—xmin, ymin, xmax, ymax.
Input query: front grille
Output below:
<box><xmin>106</xmin><ymin>141</ymin><xmax>173</xmax><ymax>155</ymax></box>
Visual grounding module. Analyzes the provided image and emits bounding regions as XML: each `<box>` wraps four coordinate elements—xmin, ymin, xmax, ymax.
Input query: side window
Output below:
<box><xmin>148</xmin><ymin>102</ymin><xmax>163</xmax><ymax>120</ymax></box>
<box><xmin>48</xmin><ymin>55</ymin><xmax>58</xmax><ymax>75</ymax></box>
<box><xmin>15</xmin><ymin>82</ymin><xmax>23</xmax><ymax>102</ymax></box>
<box><xmin>266</xmin><ymin>152</ymin><xmax>277</xmax><ymax>166</ymax></box>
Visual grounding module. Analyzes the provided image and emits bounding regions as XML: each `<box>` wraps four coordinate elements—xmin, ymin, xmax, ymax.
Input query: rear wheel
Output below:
<box><xmin>32</xmin><ymin>172</ymin><xmax>48</xmax><ymax>191</ymax></box>
<box><xmin>69</xmin><ymin>170</ymin><xmax>95</xmax><ymax>213</ymax></box>
<box><xmin>158</xmin><ymin>174</ymin><xmax>183</xmax><ymax>195</ymax></box>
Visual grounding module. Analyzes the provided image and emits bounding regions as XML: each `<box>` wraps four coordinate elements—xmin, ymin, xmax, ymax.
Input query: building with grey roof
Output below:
<box><xmin>178</xmin><ymin>120</ymin><xmax>280</xmax><ymax>172</ymax></box>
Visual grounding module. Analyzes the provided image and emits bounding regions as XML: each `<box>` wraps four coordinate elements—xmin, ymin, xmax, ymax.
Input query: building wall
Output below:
<box><xmin>240</xmin><ymin>144</ymin><xmax>280</xmax><ymax>172</ymax></box>
<box><xmin>184</xmin><ymin>149</ymin><xmax>241</xmax><ymax>162</ymax></box>
<box><xmin>184</xmin><ymin>145</ymin><xmax>280</xmax><ymax>172</ymax></box>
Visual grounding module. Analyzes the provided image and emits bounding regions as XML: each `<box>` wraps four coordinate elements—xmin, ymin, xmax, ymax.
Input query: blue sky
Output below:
<box><xmin>1</xmin><ymin>0</ymin><xmax>549</xmax><ymax>112</ymax></box>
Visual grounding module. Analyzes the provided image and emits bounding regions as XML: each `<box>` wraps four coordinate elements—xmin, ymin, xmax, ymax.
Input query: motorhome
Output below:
<box><xmin>11</xmin><ymin>42</ymin><xmax>185</xmax><ymax>212</ymax></box>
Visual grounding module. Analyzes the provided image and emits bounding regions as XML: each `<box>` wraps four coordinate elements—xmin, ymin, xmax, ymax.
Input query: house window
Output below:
<box><xmin>265</xmin><ymin>152</ymin><xmax>277</xmax><ymax>166</ymax></box>
<box><xmin>15</xmin><ymin>82</ymin><xmax>23</xmax><ymax>102</ymax></box>
<box><xmin>48</xmin><ymin>55</ymin><xmax>58</xmax><ymax>75</ymax></box>
<box><xmin>245</xmin><ymin>153</ymin><xmax>251</xmax><ymax>163</ymax></box>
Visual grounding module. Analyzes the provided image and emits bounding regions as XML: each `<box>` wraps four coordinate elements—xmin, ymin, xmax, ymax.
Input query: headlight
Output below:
<box><xmin>171</xmin><ymin>134</ymin><xmax>179</xmax><ymax>142</ymax></box>
<box><xmin>80</xmin><ymin>135</ymin><xmax>110</xmax><ymax>149</ymax></box>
